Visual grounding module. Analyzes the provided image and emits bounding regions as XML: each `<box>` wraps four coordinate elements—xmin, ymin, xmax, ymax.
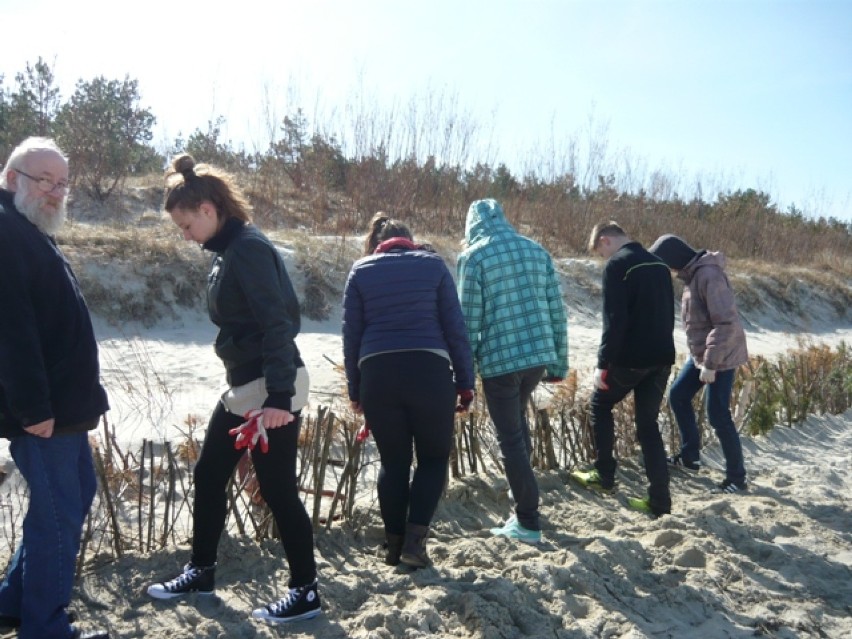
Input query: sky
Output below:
<box><xmin>2</xmin><ymin>0</ymin><xmax>850</xmax><ymax>222</ymax></box>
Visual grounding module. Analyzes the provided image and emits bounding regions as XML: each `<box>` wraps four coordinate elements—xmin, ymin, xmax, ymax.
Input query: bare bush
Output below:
<box><xmin>1</xmin><ymin>342</ymin><xmax>849</xmax><ymax>570</ymax></box>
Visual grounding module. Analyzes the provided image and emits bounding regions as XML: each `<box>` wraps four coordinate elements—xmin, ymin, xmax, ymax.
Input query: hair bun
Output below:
<box><xmin>173</xmin><ymin>154</ymin><xmax>197</xmax><ymax>180</ymax></box>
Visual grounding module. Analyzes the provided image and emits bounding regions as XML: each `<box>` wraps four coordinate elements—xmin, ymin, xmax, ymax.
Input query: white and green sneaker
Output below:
<box><xmin>627</xmin><ymin>496</ymin><xmax>654</xmax><ymax>514</ymax></box>
<box><xmin>569</xmin><ymin>469</ymin><xmax>615</xmax><ymax>495</ymax></box>
<box><xmin>490</xmin><ymin>516</ymin><xmax>541</xmax><ymax>544</ymax></box>
<box><xmin>627</xmin><ymin>496</ymin><xmax>671</xmax><ymax>517</ymax></box>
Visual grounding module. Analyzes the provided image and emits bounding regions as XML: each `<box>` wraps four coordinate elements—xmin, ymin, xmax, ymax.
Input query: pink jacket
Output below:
<box><xmin>678</xmin><ymin>251</ymin><xmax>748</xmax><ymax>371</ymax></box>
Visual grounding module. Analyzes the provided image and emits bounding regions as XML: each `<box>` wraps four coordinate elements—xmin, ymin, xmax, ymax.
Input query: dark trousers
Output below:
<box><xmin>360</xmin><ymin>351</ymin><xmax>456</xmax><ymax>535</ymax></box>
<box><xmin>591</xmin><ymin>365</ymin><xmax>672</xmax><ymax>514</ymax></box>
<box><xmin>192</xmin><ymin>402</ymin><xmax>317</xmax><ymax>587</ymax></box>
<box><xmin>482</xmin><ymin>366</ymin><xmax>546</xmax><ymax>531</ymax></box>
<box><xmin>669</xmin><ymin>358</ymin><xmax>746</xmax><ymax>483</ymax></box>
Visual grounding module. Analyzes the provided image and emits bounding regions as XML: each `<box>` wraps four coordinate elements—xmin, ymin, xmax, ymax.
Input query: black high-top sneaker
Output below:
<box><xmin>251</xmin><ymin>580</ymin><xmax>321</xmax><ymax>624</ymax></box>
<box><xmin>146</xmin><ymin>562</ymin><xmax>216</xmax><ymax>599</ymax></box>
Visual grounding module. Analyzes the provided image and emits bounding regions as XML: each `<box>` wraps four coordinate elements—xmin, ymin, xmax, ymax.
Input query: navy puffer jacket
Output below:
<box><xmin>342</xmin><ymin>239</ymin><xmax>474</xmax><ymax>401</ymax></box>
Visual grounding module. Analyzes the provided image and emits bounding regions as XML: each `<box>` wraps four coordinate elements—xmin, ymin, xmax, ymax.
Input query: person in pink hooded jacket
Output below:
<box><xmin>649</xmin><ymin>234</ymin><xmax>749</xmax><ymax>494</ymax></box>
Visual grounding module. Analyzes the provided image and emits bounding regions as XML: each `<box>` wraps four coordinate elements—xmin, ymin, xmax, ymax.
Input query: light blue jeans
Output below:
<box><xmin>669</xmin><ymin>358</ymin><xmax>746</xmax><ymax>483</ymax></box>
<box><xmin>0</xmin><ymin>432</ymin><xmax>96</xmax><ymax>639</ymax></box>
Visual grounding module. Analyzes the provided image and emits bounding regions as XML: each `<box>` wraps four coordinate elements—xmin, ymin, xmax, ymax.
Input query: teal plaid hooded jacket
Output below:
<box><xmin>457</xmin><ymin>199</ymin><xmax>568</xmax><ymax>379</ymax></box>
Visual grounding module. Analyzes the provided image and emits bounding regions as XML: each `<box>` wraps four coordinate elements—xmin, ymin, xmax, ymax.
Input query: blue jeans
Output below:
<box><xmin>591</xmin><ymin>365</ymin><xmax>671</xmax><ymax>514</ymax></box>
<box><xmin>669</xmin><ymin>358</ymin><xmax>746</xmax><ymax>483</ymax></box>
<box><xmin>0</xmin><ymin>432</ymin><xmax>96</xmax><ymax>639</ymax></box>
<box><xmin>482</xmin><ymin>366</ymin><xmax>546</xmax><ymax>531</ymax></box>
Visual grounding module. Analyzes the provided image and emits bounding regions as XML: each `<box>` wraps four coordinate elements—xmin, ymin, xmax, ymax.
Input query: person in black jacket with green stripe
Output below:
<box><xmin>145</xmin><ymin>155</ymin><xmax>320</xmax><ymax>625</ymax></box>
<box><xmin>570</xmin><ymin>221</ymin><xmax>675</xmax><ymax>517</ymax></box>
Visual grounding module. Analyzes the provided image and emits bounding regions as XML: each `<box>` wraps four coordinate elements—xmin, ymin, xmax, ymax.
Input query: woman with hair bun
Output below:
<box><xmin>146</xmin><ymin>155</ymin><xmax>321</xmax><ymax>625</ymax></box>
<box><xmin>343</xmin><ymin>212</ymin><xmax>475</xmax><ymax>568</ymax></box>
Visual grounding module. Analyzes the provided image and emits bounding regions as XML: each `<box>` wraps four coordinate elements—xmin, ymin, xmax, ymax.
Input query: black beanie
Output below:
<box><xmin>649</xmin><ymin>234</ymin><xmax>697</xmax><ymax>270</ymax></box>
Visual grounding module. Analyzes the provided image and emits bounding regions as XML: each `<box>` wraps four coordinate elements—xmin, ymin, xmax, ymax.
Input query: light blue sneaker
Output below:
<box><xmin>489</xmin><ymin>514</ymin><xmax>516</xmax><ymax>534</ymax></box>
<box><xmin>490</xmin><ymin>516</ymin><xmax>541</xmax><ymax>544</ymax></box>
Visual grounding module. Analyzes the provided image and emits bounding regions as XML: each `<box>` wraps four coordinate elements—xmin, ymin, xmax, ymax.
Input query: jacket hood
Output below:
<box><xmin>649</xmin><ymin>234</ymin><xmax>697</xmax><ymax>271</ymax></box>
<box><xmin>464</xmin><ymin>199</ymin><xmax>515</xmax><ymax>245</ymax></box>
<box><xmin>679</xmin><ymin>250</ymin><xmax>726</xmax><ymax>284</ymax></box>
<box><xmin>0</xmin><ymin>189</ymin><xmax>14</xmax><ymax>209</ymax></box>
<box><xmin>0</xmin><ymin>189</ymin><xmax>22</xmax><ymax>217</ymax></box>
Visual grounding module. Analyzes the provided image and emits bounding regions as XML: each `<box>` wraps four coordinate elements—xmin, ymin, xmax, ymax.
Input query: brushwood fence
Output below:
<box><xmin>0</xmin><ymin>343</ymin><xmax>848</xmax><ymax>572</ymax></box>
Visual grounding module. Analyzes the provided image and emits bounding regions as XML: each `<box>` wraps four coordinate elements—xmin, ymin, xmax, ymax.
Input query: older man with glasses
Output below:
<box><xmin>0</xmin><ymin>137</ymin><xmax>110</xmax><ymax>639</ymax></box>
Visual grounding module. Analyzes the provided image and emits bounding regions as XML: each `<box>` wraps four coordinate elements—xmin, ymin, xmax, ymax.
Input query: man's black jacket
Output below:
<box><xmin>597</xmin><ymin>241</ymin><xmax>676</xmax><ymax>370</ymax></box>
<box><xmin>0</xmin><ymin>189</ymin><xmax>109</xmax><ymax>437</ymax></box>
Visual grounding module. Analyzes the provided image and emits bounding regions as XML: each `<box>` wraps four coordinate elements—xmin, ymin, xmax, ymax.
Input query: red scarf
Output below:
<box><xmin>374</xmin><ymin>237</ymin><xmax>419</xmax><ymax>254</ymax></box>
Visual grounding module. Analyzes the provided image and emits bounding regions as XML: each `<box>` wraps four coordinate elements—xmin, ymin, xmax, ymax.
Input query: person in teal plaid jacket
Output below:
<box><xmin>457</xmin><ymin>199</ymin><xmax>568</xmax><ymax>543</ymax></box>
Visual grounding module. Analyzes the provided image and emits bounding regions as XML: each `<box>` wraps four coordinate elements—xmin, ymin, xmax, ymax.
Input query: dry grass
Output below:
<box><xmin>57</xmin><ymin>220</ymin><xmax>209</xmax><ymax>325</ymax></box>
<box><xmin>728</xmin><ymin>258</ymin><xmax>852</xmax><ymax>321</ymax></box>
<box><xmin>52</xmin><ymin>206</ymin><xmax>852</xmax><ymax>331</ymax></box>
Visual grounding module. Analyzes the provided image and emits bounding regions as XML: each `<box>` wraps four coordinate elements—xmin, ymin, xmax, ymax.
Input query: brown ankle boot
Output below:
<box><xmin>400</xmin><ymin>523</ymin><xmax>430</xmax><ymax>568</ymax></box>
<box><xmin>384</xmin><ymin>533</ymin><xmax>404</xmax><ymax>566</ymax></box>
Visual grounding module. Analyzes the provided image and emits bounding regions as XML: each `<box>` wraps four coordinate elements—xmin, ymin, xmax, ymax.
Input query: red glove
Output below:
<box><xmin>594</xmin><ymin>368</ymin><xmax>609</xmax><ymax>391</ymax></box>
<box><xmin>456</xmin><ymin>389</ymin><xmax>475</xmax><ymax>413</ymax></box>
<box><xmin>228</xmin><ymin>409</ymin><xmax>269</xmax><ymax>453</ymax></box>
<box><xmin>356</xmin><ymin>422</ymin><xmax>371</xmax><ymax>443</ymax></box>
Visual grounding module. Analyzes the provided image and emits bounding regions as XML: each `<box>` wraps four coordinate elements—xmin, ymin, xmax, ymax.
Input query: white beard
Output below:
<box><xmin>14</xmin><ymin>182</ymin><xmax>67</xmax><ymax>235</ymax></box>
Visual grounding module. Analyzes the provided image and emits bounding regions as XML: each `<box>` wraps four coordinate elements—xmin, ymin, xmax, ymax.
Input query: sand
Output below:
<box><xmin>68</xmin><ymin>408</ymin><xmax>852</xmax><ymax>638</ymax></box>
<box><xmin>1</xmin><ymin>251</ymin><xmax>850</xmax><ymax>638</ymax></box>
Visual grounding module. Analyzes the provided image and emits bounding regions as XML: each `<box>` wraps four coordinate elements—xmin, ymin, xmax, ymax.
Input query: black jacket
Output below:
<box><xmin>203</xmin><ymin>218</ymin><xmax>304</xmax><ymax>411</ymax></box>
<box><xmin>0</xmin><ymin>189</ymin><xmax>109</xmax><ymax>437</ymax></box>
<box><xmin>597</xmin><ymin>241</ymin><xmax>675</xmax><ymax>369</ymax></box>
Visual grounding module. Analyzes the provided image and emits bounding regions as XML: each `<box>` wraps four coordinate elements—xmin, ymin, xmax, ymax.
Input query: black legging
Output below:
<box><xmin>360</xmin><ymin>351</ymin><xmax>456</xmax><ymax>535</ymax></box>
<box><xmin>191</xmin><ymin>401</ymin><xmax>316</xmax><ymax>587</ymax></box>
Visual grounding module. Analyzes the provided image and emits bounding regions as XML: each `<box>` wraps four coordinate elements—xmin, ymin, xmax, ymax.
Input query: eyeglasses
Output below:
<box><xmin>14</xmin><ymin>169</ymin><xmax>70</xmax><ymax>194</ymax></box>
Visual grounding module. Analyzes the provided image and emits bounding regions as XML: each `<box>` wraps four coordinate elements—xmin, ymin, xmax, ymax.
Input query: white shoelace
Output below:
<box><xmin>166</xmin><ymin>567</ymin><xmax>201</xmax><ymax>591</ymax></box>
<box><xmin>268</xmin><ymin>587</ymin><xmax>302</xmax><ymax>614</ymax></box>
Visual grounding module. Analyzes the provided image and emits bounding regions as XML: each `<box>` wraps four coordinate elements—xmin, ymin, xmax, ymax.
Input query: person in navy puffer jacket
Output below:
<box><xmin>343</xmin><ymin>213</ymin><xmax>474</xmax><ymax>569</ymax></box>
